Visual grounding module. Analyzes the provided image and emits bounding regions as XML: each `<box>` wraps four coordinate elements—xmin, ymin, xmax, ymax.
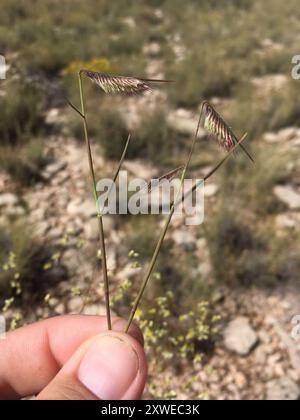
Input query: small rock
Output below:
<box><xmin>0</xmin><ymin>172</ymin><xmax>11</xmax><ymax>191</ymax></box>
<box><xmin>33</xmin><ymin>221</ymin><xmax>50</xmax><ymax>237</ymax></box>
<box><xmin>261</xmin><ymin>38</ymin><xmax>283</xmax><ymax>51</ymax></box>
<box><xmin>54</xmin><ymin>303</ymin><xmax>65</xmax><ymax>315</ymax></box>
<box><xmin>211</xmin><ymin>288</ymin><xmax>226</xmax><ymax>304</ymax></box>
<box><xmin>0</xmin><ymin>193</ymin><xmax>19</xmax><ymax>207</ymax></box>
<box><xmin>267</xmin><ymin>376</ymin><xmax>300</xmax><ymax>400</ymax></box>
<box><xmin>30</xmin><ymin>207</ymin><xmax>47</xmax><ymax>221</ymax></box>
<box><xmin>61</xmin><ymin>249</ymin><xmax>79</xmax><ymax>273</ymax></box>
<box><xmin>195</xmin><ymin>238</ymin><xmax>213</xmax><ymax>279</ymax></box>
<box><xmin>45</xmin><ymin>108</ymin><xmax>60</xmax><ymax>125</ymax></box>
<box><xmin>81</xmin><ymin>201</ymin><xmax>98</xmax><ymax>218</ymax></box>
<box><xmin>116</xmin><ymin>264</ymin><xmax>141</xmax><ymax>281</ymax></box>
<box><xmin>224</xmin><ymin>317</ymin><xmax>258</xmax><ymax>356</ymax></box>
<box><xmin>290</xmin><ymin>138</ymin><xmax>300</xmax><ymax>148</ymax></box>
<box><xmin>123</xmin><ymin>160</ymin><xmax>157</xmax><ymax>180</ymax></box>
<box><xmin>50</xmin><ymin>172</ymin><xmax>70</xmax><ymax>186</ymax></box>
<box><xmin>277</xmin><ymin>127</ymin><xmax>299</xmax><ymax>142</ymax></box>
<box><xmin>48</xmin><ymin>226</ymin><xmax>64</xmax><ymax>240</ymax></box>
<box><xmin>68</xmin><ymin>296</ymin><xmax>83</xmax><ymax>313</ymax></box>
<box><xmin>48</xmin><ymin>296</ymin><xmax>59</xmax><ymax>307</ymax></box>
<box><xmin>42</xmin><ymin>161</ymin><xmax>67</xmax><ymax>180</ymax></box>
<box><xmin>67</xmin><ymin>198</ymin><xmax>97</xmax><ymax>219</ymax></box>
<box><xmin>107</xmin><ymin>249</ymin><xmax>117</xmax><ymax>271</ymax></box>
<box><xmin>45</xmin><ymin>108</ymin><xmax>67</xmax><ymax>127</ymax></box>
<box><xmin>172</xmin><ymin>229</ymin><xmax>196</xmax><ymax>251</ymax></box>
<box><xmin>275</xmin><ymin>213</ymin><xmax>300</xmax><ymax>229</ymax></box>
<box><xmin>273</xmin><ymin>185</ymin><xmax>300</xmax><ymax>209</ymax></box>
<box><xmin>264</xmin><ymin>132</ymin><xmax>280</xmax><ymax>144</ymax></box>
<box><xmin>122</xmin><ymin>16</ymin><xmax>136</xmax><ymax>29</ymax></box>
<box><xmin>252</xmin><ymin>74</ymin><xmax>288</xmax><ymax>95</ymax></box>
<box><xmin>83</xmin><ymin>304</ymin><xmax>103</xmax><ymax>316</ymax></box>
<box><xmin>25</xmin><ymin>190</ymin><xmax>54</xmax><ymax>210</ymax></box>
<box><xmin>204</xmin><ymin>183</ymin><xmax>218</xmax><ymax>198</ymax></box>
<box><xmin>143</xmin><ymin>42</ymin><xmax>161</xmax><ymax>57</ymax></box>
<box><xmin>167</xmin><ymin>108</ymin><xmax>206</xmax><ymax>137</ymax></box>
<box><xmin>235</xmin><ymin>372</ymin><xmax>247</xmax><ymax>390</ymax></box>
<box><xmin>84</xmin><ymin>216</ymin><xmax>115</xmax><ymax>241</ymax></box>
<box><xmin>5</xmin><ymin>206</ymin><xmax>25</xmax><ymax>217</ymax></box>
<box><xmin>154</xmin><ymin>8</ymin><xmax>164</xmax><ymax>20</ymax></box>
<box><xmin>254</xmin><ymin>345</ymin><xmax>268</xmax><ymax>364</ymax></box>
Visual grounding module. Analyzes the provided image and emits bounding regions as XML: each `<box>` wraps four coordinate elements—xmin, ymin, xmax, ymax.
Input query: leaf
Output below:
<box><xmin>81</xmin><ymin>70</ymin><xmax>174</xmax><ymax>95</ymax></box>
<box><xmin>203</xmin><ymin>101</ymin><xmax>254</xmax><ymax>162</ymax></box>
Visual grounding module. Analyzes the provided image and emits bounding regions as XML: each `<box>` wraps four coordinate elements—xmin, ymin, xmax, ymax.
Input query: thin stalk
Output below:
<box><xmin>78</xmin><ymin>71</ymin><xmax>112</xmax><ymax>330</ymax></box>
<box><xmin>125</xmin><ymin>129</ymin><xmax>248</xmax><ymax>333</ymax></box>
<box><xmin>125</xmin><ymin>108</ymin><xmax>204</xmax><ymax>333</ymax></box>
<box><xmin>78</xmin><ymin>134</ymin><xmax>130</xmax><ymax>317</ymax></box>
<box><xmin>100</xmin><ymin>133</ymin><xmax>131</xmax><ymax>214</ymax></box>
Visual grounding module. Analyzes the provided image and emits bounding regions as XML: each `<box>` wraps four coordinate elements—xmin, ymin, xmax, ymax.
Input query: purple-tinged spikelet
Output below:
<box><xmin>202</xmin><ymin>101</ymin><xmax>254</xmax><ymax>162</ymax></box>
<box><xmin>81</xmin><ymin>70</ymin><xmax>173</xmax><ymax>95</ymax></box>
<box><xmin>147</xmin><ymin>166</ymin><xmax>184</xmax><ymax>193</ymax></box>
<box><xmin>203</xmin><ymin>101</ymin><xmax>237</xmax><ymax>152</ymax></box>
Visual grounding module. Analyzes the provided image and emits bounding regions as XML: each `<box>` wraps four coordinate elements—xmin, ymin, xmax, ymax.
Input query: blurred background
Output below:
<box><xmin>1</xmin><ymin>0</ymin><xmax>300</xmax><ymax>400</ymax></box>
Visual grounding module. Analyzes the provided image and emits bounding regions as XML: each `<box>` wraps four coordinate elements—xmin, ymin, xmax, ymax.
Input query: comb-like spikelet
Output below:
<box><xmin>147</xmin><ymin>166</ymin><xmax>184</xmax><ymax>193</ymax></box>
<box><xmin>81</xmin><ymin>70</ymin><xmax>173</xmax><ymax>95</ymax></box>
<box><xmin>203</xmin><ymin>101</ymin><xmax>237</xmax><ymax>152</ymax></box>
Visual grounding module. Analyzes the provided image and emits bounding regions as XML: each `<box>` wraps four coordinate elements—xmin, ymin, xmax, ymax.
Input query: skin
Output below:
<box><xmin>0</xmin><ymin>315</ymin><xmax>147</xmax><ymax>400</ymax></box>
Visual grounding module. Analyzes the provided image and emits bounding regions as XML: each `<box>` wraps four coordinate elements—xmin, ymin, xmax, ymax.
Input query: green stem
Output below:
<box><xmin>78</xmin><ymin>72</ymin><xmax>112</xmax><ymax>330</ymax></box>
<box><xmin>125</xmin><ymin>108</ymin><xmax>204</xmax><ymax>333</ymax></box>
<box><xmin>100</xmin><ymin>133</ymin><xmax>131</xmax><ymax>214</ymax></box>
<box><xmin>125</xmin><ymin>114</ymin><xmax>248</xmax><ymax>333</ymax></box>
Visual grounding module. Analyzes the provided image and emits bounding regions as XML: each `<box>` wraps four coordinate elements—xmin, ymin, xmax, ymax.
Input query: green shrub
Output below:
<box><xmin>169</xmin><ymin>50</ymin><xmax>242</xmax><ymax>107</ymax></box>
<box><xmin>0</xmin><ymin>222</ymin><xmax>38</xmax><ymax>295</ymax></box>
<box><xmin>207</xmin><ymin>145</ymin><xmax>296</xmax><ymax>288</ymax></box>
<box><xmin>218</xmin><ymin>145</ymin><xmax>291</xmax><ymax>215</ymax></box>
<box><xmin>228</xmin><ymin>80</ymin><xmax>300</xmax><ymax>141</ymax></box>
<box><xmin>250</xmin><ymin>50</ymin><xmax>293</xmax><ymax>77</ymax></box>
<box><xmin>0</xmin><ymin>220</ymin><xmax>68</xmax><ymax>308</ymax></box>
<box><xmin>95</xmin><ymin>108</ymin><xmax>130</xmax><ymax>160</ymax></box>
<box><xmin>0</xmin><ymin>80</ymin><xmax>45</xmax><ymax>146</ymax></box>
<box><xmin>70</xmin><ymin>104</ymin><xmax>182</xmax><ymax>165</ymax></box>
<box><xmin>128</xmin><ymin>108</ymin><xmax>182</xmax><ymax>165</ymax></box>
<box><xmin>208</xmin><ymin>209</ymin><xmax>300</xmax><ymax>288</ymax></box>
<box><xmin>125</xmin><ymin>215</ymin><xmax>205</xmax><ymax>306</ymax></box>
<box><xmin>0</xmin><ymin>138</ymin><xmax>50</xmax><ymax>186</ymax></box>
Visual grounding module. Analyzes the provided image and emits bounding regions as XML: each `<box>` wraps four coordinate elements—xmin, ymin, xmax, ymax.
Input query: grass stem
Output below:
<box><xmin>78</xmin><ymin>72</ymin><xmax>112</xmax><ymax>330</ymax></box>
<box><xmin>125</xmin><ymin>109</ymin><xmax>204</xmax><ymax>333</ymax></box>
<box><xmin>125</xmin><ymin>116</ymin><xmax>248</xmax><ymax>333</ymax></box>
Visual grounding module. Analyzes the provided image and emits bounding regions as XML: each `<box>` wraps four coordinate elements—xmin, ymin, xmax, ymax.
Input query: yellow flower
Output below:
<box><xmin>63</xmin><ymin>58</ymin><xmax>116</xmax><ymax>76</ymax></box>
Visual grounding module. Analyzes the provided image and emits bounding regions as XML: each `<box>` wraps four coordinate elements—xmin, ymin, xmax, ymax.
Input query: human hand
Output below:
<box><xmin>0</xmin><ymin>315</ymin><xmax>147</xmax><ymax>400</ymax></box>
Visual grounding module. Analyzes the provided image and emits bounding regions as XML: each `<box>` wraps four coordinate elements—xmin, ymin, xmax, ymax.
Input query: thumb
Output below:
<box><xmin>37</xmin><ymin>332</ymin><xmax>147</xmax><ymax>400</ymax></box>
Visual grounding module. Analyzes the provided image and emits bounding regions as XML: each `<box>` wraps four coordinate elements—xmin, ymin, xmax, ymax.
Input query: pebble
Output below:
<box><xmin>273</xmin><ymin>185</ymin><xmax>300</xmax><ymax>209</ymax></box>
<box><xmin>267</xmin><ymin>376</ymin><xmax>300</xmax><ymax>400</ymax></box>
<box><xmin>172</xmin><ymin>229</ymin><xmax>196</xmax><ymax>251</ymax></box>
<box><xmin>204</xmin><ymin>183</ymin><xmax>218</xmax><ymax>198</ymax></box>
<box><xmin>0</xmin><ymin>193</ymin><xmax>18</xmax><ymax>207</ymax></box>
<box><xmin>223</xmin><ymin>317</ymin><xmax>258</xmax><ymax>356</ymax></box>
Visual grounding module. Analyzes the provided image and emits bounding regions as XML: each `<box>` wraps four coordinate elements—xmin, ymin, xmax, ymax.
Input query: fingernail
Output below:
<box><xmin>77</xmin><ymin>335</ymin><xmax>139</xmax><ymax>400</ymax></box>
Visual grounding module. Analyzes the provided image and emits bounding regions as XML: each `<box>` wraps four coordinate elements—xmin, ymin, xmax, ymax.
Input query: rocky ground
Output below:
<box><xmin>1</xmin><ymin>111</ymin><xmax>300</xmax><ymax>399</ymax></box>
<box><xmin>1</xmin><ymin>19</ymin><xmax>300</xmax><ymax>397</ymax></box>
